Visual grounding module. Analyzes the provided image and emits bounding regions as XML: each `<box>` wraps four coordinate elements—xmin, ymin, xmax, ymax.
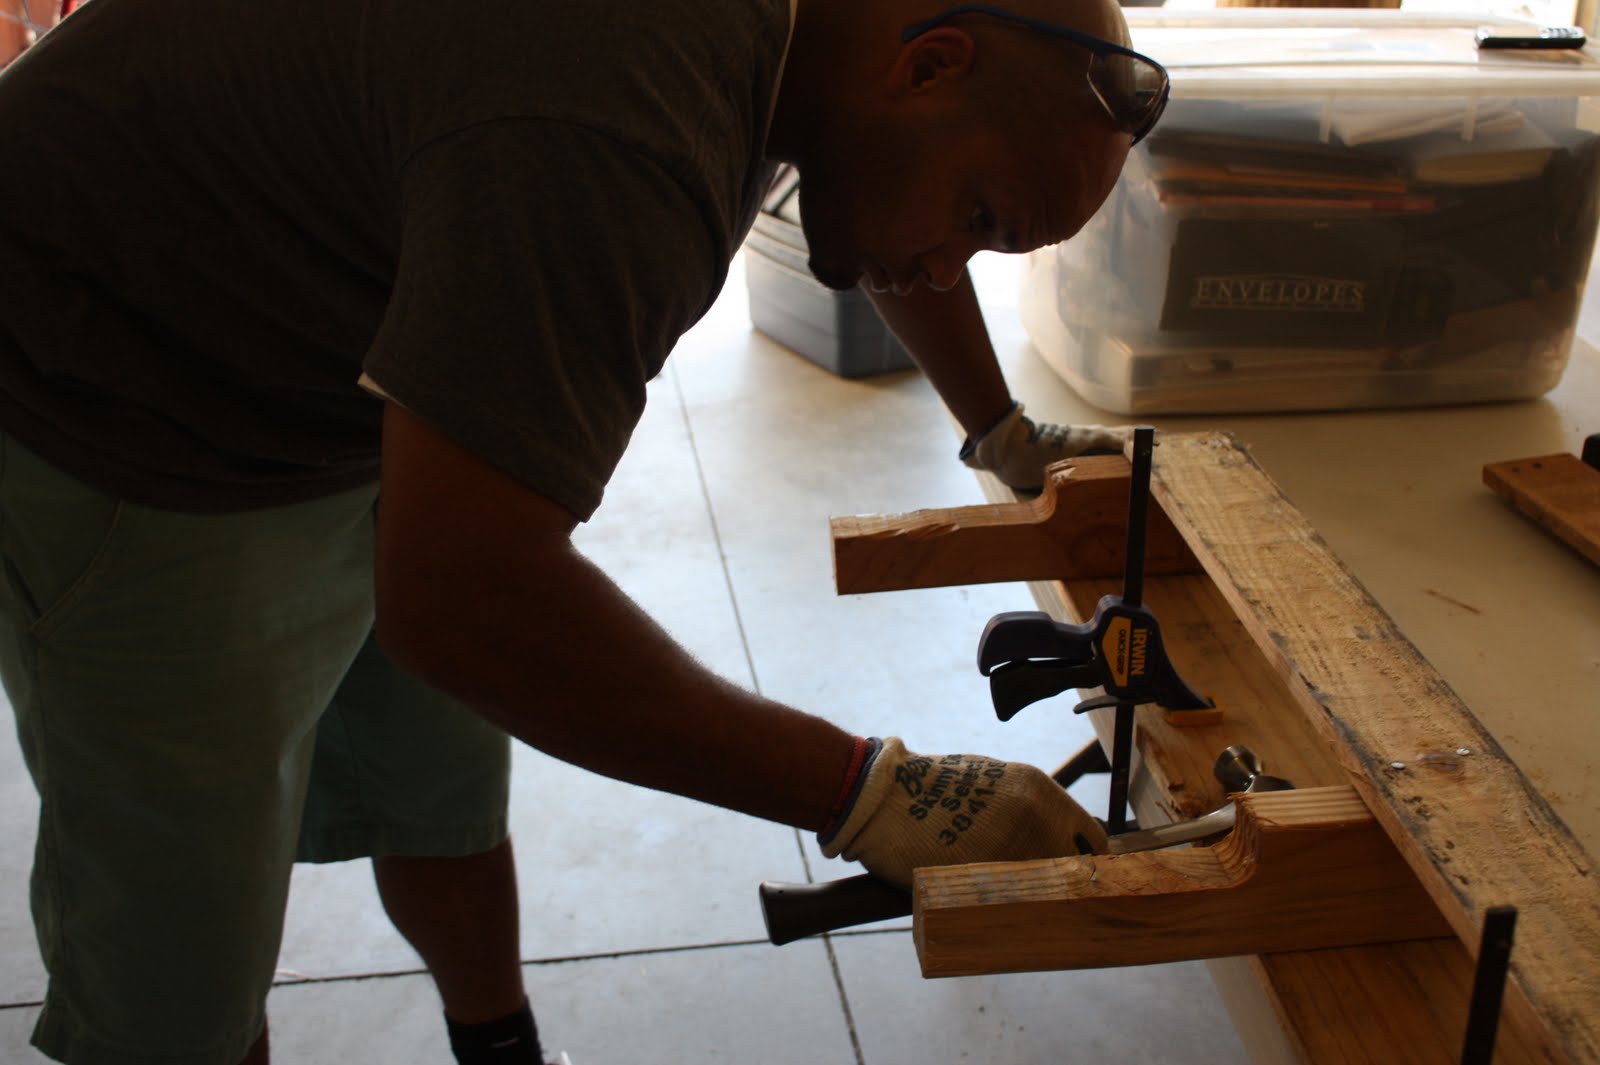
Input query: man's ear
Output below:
<box><xmin>887</xmin><ymin>27</ymin><xmax>978</xmax><ymax>96</ymax></box>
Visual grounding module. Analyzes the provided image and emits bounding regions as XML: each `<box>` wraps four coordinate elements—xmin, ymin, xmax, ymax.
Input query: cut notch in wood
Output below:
<box><xmin>912</xmin><ymin>785</ymin><xmax>1453</xmax><ymax>979</ymax></box>
<box><xmin>870</xmin><ymin>431</ymin><xmax>1593</xmax><ymax>1061</ymax></box>
<box><xmin>831</xmin><ymin>455</ymin><xmax>1201</xmax><ymax>595</ymax></box>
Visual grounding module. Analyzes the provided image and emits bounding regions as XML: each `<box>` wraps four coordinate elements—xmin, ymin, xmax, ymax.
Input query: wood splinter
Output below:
<box><xmin>911</xmin><ymin>785</ymin><xmax>1453</xmax><ymax>979</ymax></box>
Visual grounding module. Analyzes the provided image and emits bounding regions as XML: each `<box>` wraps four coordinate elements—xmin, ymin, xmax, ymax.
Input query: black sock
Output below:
<box><xmin>445</xmin><ymin>999</ymin><xmax>545</xmax><ymax>1065</ymax></box>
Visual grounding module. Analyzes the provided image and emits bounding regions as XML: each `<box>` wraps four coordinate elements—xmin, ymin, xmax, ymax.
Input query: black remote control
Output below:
<box><xmin>1476</xmin><ymin>24</ymin><xmax>1587</xmax><ymax>50</ymax></box>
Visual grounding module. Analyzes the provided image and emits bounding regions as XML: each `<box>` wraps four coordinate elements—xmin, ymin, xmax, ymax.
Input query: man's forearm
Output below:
<box><xmin>377</xmin><ymin>517</ymin><xmax>857</xmax><ymax>831</ymax></box>
<box><xmin>863</xmin><ymin>271</ymin><xmax>1011</xmax><ymax>439</ymax></box>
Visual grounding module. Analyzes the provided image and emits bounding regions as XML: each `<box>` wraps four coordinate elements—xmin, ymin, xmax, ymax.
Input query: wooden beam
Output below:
<box><xmin>913</xmin><ymin>786</ymin><xmax>1452</xmax><ymax>977</ymax></box>
<box><xmin>873</xmin><ymin>434</ymin><xmax>1591</xmax><ymax>1062</ymax></box>
<box><xmin>1483</xmin><ymin>452</ymin><xmax>1600</xmax><ymax>568</ymax></box>
<box><xmin>830</xmin><ymin>455</ymin><xmax>1199</xmax><ymax>595</ymax></box>
<box><xmin>1246</xmin><ymin>939</ymin><xmax>1567</xmax><ymax>1065</ymax></box>
<box><xmin>1142</xmin><ymin>433</ymin><xmax>1599</xmax><ymax>1063</ymax></box>
<box><xmin>1019</xmin><ymin>550</ymin><xmax>1570</xmax><ymax>1065</ymax></box>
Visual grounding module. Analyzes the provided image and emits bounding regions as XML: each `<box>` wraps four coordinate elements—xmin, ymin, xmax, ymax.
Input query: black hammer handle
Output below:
<box><xmin>758</xmin><ymin>874</ymin><xmax>910</xmax><ymax>945</ymax></box>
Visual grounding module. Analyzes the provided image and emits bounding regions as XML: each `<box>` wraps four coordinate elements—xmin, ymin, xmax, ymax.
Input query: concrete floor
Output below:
<box><xmin>1</xmin><ymin>243</ymin><xmax>1595</xmax><ymax>1063</ymax></box>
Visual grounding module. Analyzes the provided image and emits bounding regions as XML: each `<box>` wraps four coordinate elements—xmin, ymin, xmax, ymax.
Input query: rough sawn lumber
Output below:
<box><xmin>831</xmin><ymin>455</ymin><xmax>1198</xmax><ymax>593</ymax></box>
<box><xmin>841</xmin><ymin>430</ymin><xmax>1595</xmax><ymax>1062</ymax></box>
<box><xmin>1148</xmin><ymin>433</ymin><xmax>1598</xmax><ymax>1063</ymax></box>
<box><xmin>913</xmin><ymin>786</ymin><xmax>1452</xmax><ymax>975</ymax></box>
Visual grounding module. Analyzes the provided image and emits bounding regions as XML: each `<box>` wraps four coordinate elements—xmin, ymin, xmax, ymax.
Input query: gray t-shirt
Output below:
<box><xmin>0</xmin><ymin>0</ymin><xmax>787</xmax><ymax>517</ymax></box>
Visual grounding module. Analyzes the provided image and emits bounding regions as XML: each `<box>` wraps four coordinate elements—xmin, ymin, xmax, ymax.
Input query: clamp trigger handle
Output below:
<box><xmin>978</xmin><ymin>611</ymin><xmax>1099</xmax><ymax>721</ymax></box>
<box><xmin>976</xmin><ymin>611</ymin><xmax>1094</xmax><ymax>675</ymax></box>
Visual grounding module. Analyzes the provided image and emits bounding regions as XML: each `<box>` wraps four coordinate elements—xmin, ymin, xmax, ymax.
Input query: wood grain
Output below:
<box><xmin>1483</xmin><ymin>453</ymin><xmax>1600</xmax><ymax>568</ymax></box>
<box><xmin>1146</xmin><ymin>433</ymin><xmax>1597</xmax><ymax>1063</ymax></box>
<box><xmin>912</xmin><ymin>436</ymin><xmax>1587</xmax><ymax>1063</ymax></box>
<box><xmin>914</xmin><ymin>786</ymin><xmax>1452</xmax><ymax>977</ymax></box>
<box><xmin>830</xmin><ymin>455</ymin><xmax>1198</xmax><ymax>595</ymax></box>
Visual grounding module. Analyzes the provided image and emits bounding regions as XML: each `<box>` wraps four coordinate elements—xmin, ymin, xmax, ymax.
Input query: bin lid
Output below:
<box><xmin>1126</xmin><ymin>10</ymin><xmax>1600</xmax><ymax>99</ymax></box>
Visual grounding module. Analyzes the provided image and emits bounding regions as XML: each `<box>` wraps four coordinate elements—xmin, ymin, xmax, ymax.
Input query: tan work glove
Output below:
<box><xmin>819</xmin><ymin>737</ymin><xmax>1108</xmax><ymax>887</ymax></box>
<box><xmin>960</xmin><ymin>402</ymin><xmax>1131</xmax><ymax>492</ymax></box>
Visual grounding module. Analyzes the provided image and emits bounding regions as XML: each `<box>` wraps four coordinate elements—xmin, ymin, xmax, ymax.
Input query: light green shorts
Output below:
<box><xmin>0</xmin><ymin>433</ymin><xmax>510</xmax><ymax>1065</ymax></box>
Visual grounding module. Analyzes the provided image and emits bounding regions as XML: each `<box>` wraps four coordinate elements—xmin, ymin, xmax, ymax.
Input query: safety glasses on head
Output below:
<box><xmin>900</xmin><ymin>3</ymin><xmax>1171</xmax><ymax>145</ymax></box>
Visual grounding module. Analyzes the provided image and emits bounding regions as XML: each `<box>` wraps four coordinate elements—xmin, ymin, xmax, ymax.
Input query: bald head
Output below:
<box><xmin>769</xmin><ymin>0</ymin><xmax>1132</xmax><ymax>163</ymax></box>
<box><xmin>920</xmin><ymin>0</ymin><xmax>1132</xmax><ymax>48</ymax></box>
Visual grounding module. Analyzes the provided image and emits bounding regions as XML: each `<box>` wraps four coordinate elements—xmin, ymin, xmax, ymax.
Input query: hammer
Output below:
<box><xmin>759</xmin><ymin>744</ymin><xmax>1293</xmax><ymax>946</ymax></box>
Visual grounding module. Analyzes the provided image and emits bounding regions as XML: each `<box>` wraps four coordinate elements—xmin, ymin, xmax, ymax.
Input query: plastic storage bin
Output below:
<box><xmin>1022</xmin><ymin>10</ymin><xmax>1600</xmax><ymax>414</ymax></box>
<box><xmin>744</xmin><ymin>168</ymin><xmax>914</xmax><ymax>378</ymax></box>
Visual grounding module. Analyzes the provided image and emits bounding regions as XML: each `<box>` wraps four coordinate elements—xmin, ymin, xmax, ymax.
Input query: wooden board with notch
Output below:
<box><xmin>833</xmin><ymin>431</ymin><xmax>1598</xmax><ymax>1064</ymax></box>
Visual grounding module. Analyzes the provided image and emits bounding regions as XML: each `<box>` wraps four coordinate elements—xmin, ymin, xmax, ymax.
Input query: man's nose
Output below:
<box><xmin>916</xmin><ymin>248</ymin><xmax>970</xmax><ymax>293</ymax></box>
